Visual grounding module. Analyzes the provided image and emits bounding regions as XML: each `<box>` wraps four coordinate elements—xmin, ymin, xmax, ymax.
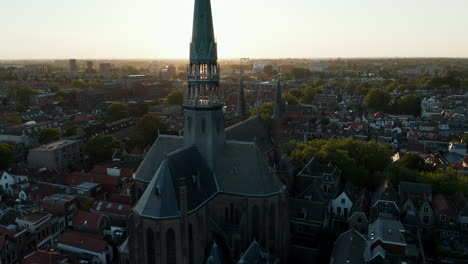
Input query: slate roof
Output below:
<box><xmin>58</xmin><ymin>230</ymin><xmax>108</xmax><ymax>253</ymax></box>
<box><xmin>289</xmin><ymin>198</ymin><xmax>326</xmax><ymax>223</ymax></box>
<box><xmin>205</xmin><ymin>241</ymin><xmax>228</xmax><ymax>264</ymax></box>
<box><xmin>399</xmin><ymin>181</ymin><xmax>432</xmax><ymax>199</ymax></box>
<box><xmin>214</xmin><ymin>141</ymin><xmax>284</xmax><ymax>195</ymax></box>
<box><xmin>330</xmin><ymin>229</ymin><xmax>368</xmax><ymax>264</ymax></box>
<box><xmin>373</xmin><ymin>180</ymin><xmax>399</xmax><ymax>206</ymax></box>
<box><xmin>133</xmin><ymin>146</ymin><xmax>218</xmax><ymax>219</ymax></box>
<box><xmin>369</xmin><ymin>218</ymin><xmax>406</xmax><ymax>246</ymax></box>
<box><xmin>190</xmin><ymin>0</ymin><xmax>217</xmax><ymax>62</ymax></box>
<box><xmin>351</xmin><ymin>194</ymin><xmax>370</xmax><ymax>219</ymax></box>
<box><xmin>225</xmin><ymin>116</ymin><xmax>274</xmax><ymax>155</ymax></box>
<box><xmin>133</xmin><ymin>135</ymin><xmax>184</xmax><ymax>183</ymax></box>
<box><xmin>238</xmin><ymin>240</ymin><xmax>278</xmax><ymax>264</ymax></box>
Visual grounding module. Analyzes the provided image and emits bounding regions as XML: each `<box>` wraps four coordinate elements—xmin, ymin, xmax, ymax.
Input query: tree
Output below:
<box><xmin>250</xmin><ymin>102</ymin><xmax>274</xmax><ymax>126</ymax></box>
<box><xmin>64</xmin><ymin>125</ymin><xmax>80</xmax><ymax>137</ymax></box>
<box><xmin>364</xmin><ymin>88</ymin><xmax>391</xmax><ymax>111</ymax></box>
<box><xmin>130</xmin><ymin>114</ymin><xmax>165</xmax><ymax>148</ymax></box>
<box><xmin>166</xmin><ymin>91</ymin><xmax>184</xmax><ymax>105</ymax></box>
<box><xmin>39</xmin><ymin>128</ymin><xmax>61</xmax><ymax>144</ymax></box>
<box><xmin>87</xmin><ymin>134</ymin><xmax>124</xmax><ymax>163</ymax></box>
<box><xmin>10</xmin><ymin>86</ymin><xmax>40</xmax><ymax>106</ymax></box>
<box><xmin>7</xmin><ymin>112</ymin><xmax>23</xmax><ymax>124</ymax></box>
<box><xmin>49</xmin><ymin>84</ymin><xmax>60</xmax><ymax>93</ymax></box>
<box><xmin>398</xmin><ymin>153</ymin><xmax>430</xmax><ymax>172</ymax></box>
<box><xmin>105</xmin><ymin>102</ymin><xmax>130</xmax><ymax>122</ymax></box>
<box><xmin>0</xmin><ymin>143</ymin><xmax>15</xmax><ymax>169</ymax></box>
<box><xmin>129</xmin><ymin>103</ymin><xmax>149</xmax><ymax>117</ymax></box>
<box><xmin>290</xmin><ymin>68</ymin><xmax>312</xmax><ymax>79</ymax></box>
<box><xmin>394</xmin><ymin>94</ymin><xmax>421</xmax><ymax>116</ymax></box>
<box><xmin>418</xmin><ymin>168</ymin><xmax>467</xmax><ymax>194</ymax></box>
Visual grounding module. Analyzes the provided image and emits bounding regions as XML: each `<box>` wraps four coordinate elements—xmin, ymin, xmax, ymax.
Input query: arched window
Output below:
<box><xmin>201</xmin><ymin>118</ymin><xmax>206</xmax><ymax>134</ymax></box>
<box><xmin>269</xmin><ymin>205</ymin><xmax>276</xmax><ymax>241</ymax></box>
<box><xmin>252</xmin><ymin>205</ymin><xmax>260</xmax><ymax>241</ymax></box>
<box><xmin>146</xmin><ymin>228</ymin><xmax>155</xmax><ymax>264</ymax></box>
<box><xmin>188</xmin><ymin>224</ymin><xmax>194</xmax><ymax>264</ymax></box>
<box><xmin>230</xmin><ymin>204</ymin><xmax>234</xmax><ymax>224</ymax></box>
<box><xmin>166</xmin><ymin>229</ymin><xmax>176</xmax><ymax>264</ymax></box>
<box><xmin>187</xmin><ymin>117</ymin><xmax>192</xmax><ymax>132</ymax></box>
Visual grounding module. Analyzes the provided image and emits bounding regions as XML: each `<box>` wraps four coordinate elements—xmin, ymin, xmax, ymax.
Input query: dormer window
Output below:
<box><xmin>440</xmin><ymin>215</ymin><xmax>447</xmax><ymax>222</ymax></box>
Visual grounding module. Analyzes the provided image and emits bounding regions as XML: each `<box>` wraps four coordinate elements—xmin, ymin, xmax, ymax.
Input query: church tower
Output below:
<box><xmin>236</xmin><ymin>72</ymin><xmax>247</xmax><ymax>118</ymax></box>
<box><xmin>272</xmin><ymin>75</ymin><xmax>283</xmax><ymax>161</ymax></box>
<box><xmin>184</xmin><ymin>0</ymin><xmax>225</xmax><ymax>168</ymax></box>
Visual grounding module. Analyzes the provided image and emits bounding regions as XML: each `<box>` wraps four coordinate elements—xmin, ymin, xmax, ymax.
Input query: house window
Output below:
<box><xmin>341</xmin><ymin>199</ymin><xmax>345</xmax><ymax>204</ymax></box>
<box><xmin>423</xmin><ymin>216</ymin><xmax>429</xmax><ymax>224</ymax></box>
<box><xmin>449</xmin><ymin>217</ymin><xmax>454</xmax><ymax>224</ymax></box>
<box><xmin>323</xmin><ymin>185</ymin><xmax>329</xmax><ymax>193</ymax></box>
<box><xmin>337</xmin><ymin>207</ymin><xmax>341</xmax><ymax>214</ymax></box>
<box><xmin>357</xmin><ymin>217</ymin><xmax>363</xmax><ymax>224</ymax></box>
<box><xmin>424</xmin><ymin>207</ymin><xmax>428</xmax><ymax>213</ymax></box>
<box><xmin>440</xmin><ymin>215</ymin><xmax>447</xmax><ymax>222</ymax></box>
<box><xmin>407</xmin><ymin>204</ymin><xmax>411</xmax><ymax>210</ymax></box>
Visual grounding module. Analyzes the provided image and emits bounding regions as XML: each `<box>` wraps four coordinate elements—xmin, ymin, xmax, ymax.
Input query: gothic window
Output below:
<box><xmin>188</xmin><ymin>224</ymin><xmax>194</xmax><ymax>264</ymax></box>
<box><xmin>166</xmin><ymin>228</ymin><xmax>176</xmax><ymax>264</ymax></box>
<box><xmin>187</xmin><ymin>117</ymin><xmax>192</xmax><ymax>132</ymax></box>
<box><xmin>252</xmin><ymin>205</ymin><xmax>260</xmax><ymax>241</ymax></box>
<box><xmin>146</xmin><ymin>228</ymin><xmax>155</xmax><ymax>264</ymax></box>
<box><xmin>269</xmin><ymin>205</ymin><xmax>276</xmax><ymax>241</ymax></box>
<box><xmin>230</xmin><ymin>204</ymin><xmax>234</xmax><ymax>224</ymax></box>
<box><xmin>201</xmin><ymin>118</ymin><xmax>206</xmax><ymax>134</ymax></box>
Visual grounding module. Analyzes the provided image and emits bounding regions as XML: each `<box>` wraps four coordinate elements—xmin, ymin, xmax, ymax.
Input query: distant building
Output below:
<box><xmin>99</xmin><ymin>63</ymin><xmax>111</xmax><ymax>73</ymax></box>
<box><xmin>86</xmin><ymin>61</ymin><xmax>94</xmax><ymax>73</ymax></box>
<box><xmin>68</xmin><ymin>59</ymin><xmax>78</xmax><ymax>72</ymax></box>
<box><xmin>27</xmin><ymin>140</ymin><xmax>83</xmax><ymax>172</ymax></box>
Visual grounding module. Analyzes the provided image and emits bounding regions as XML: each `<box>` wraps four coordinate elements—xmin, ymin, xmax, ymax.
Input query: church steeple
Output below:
<box><xmin>184</xmin><ymin>0</ymin><xmax>225</xmax><ymax>168</ymax></box>
<box><xmin>185</xmin><ymin>0</ymin><xmax>222</xmax><ymax>108</ymax></box>
<box><xmin>273</xmin><ymin>75</ymin><xmax>282</xmax><ymax>120</ymax></box>
<box><xmin>236</xmin><ymin>72</ymin><xmax>247</xmax><ymax>118</ymax></box>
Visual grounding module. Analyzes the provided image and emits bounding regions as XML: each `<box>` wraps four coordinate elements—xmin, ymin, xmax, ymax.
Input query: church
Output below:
<box><xmin>128</xmin><ymin>0</ymin><xmax>289</xmax><ymax>263</ymax></box>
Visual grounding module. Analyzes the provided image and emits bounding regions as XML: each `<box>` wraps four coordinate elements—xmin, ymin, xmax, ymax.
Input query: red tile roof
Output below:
<box><xmin>22</xmin><ymin>250</ymin><xmax>68</xmax><ymax>264</ymax></box>
<box><xmin>58</xmin><ymin>231</ymin><xmax>108</xmax><ymax>253</ymax></box>
<box><xmin>73</xmin><ymin>210</ymin><xmax>105</xmax><ymax>230</ymax></box>
<box><xmin>66</xmin><ymin>172</ymin><xmax>121</xmax><ymax>193</ymax></box>
<box><xmin>92</xmin><ymin>200</ymin><xmax>131</xmax><ymax>217</ymax></box>
<box><xmin>109</xmin><ymin>193</ymin><xmax>132</xmax><ymax>205</ymax></box>
<box><xmin>432</xmin><ymin>194</ymin><xmax>457</xmax><ymax>217</ymax></box>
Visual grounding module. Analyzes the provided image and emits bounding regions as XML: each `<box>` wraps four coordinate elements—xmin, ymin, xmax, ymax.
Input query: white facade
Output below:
<box><xmin>58</xmin><ymin>243</ymin><xmax>113</xmax><ymax>264</ymax></box>
<box><xmin>332</xmin><ymin>192</ymin><xmax>353</xmax><ymax>219</ymax></box>
<box><xmin>0</xmin><ymin>171</ymin><xmax>29</xmax><ymax>196</ymax></box>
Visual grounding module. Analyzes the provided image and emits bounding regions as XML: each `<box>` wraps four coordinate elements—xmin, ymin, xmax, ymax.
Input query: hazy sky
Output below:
<box><xmin>1</xmin><ymin>0</ymin><xmax>468</xmax><ymax>59</ymax></box>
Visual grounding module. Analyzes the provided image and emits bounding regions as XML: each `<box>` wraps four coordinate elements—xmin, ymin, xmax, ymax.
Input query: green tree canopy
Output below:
<box><xmin>129</xmin><ymin>103</ymin><xmax>149</xmax><ymax>117</ymax></box>
<box><xmin>86</xmin><ymin>134</ymin><xmax>124</xmax><ymax>164</ymax></box>
<box><xmin>166</xmin><ymin>91</ymin><xmax>184</xmax><ymax>105</ymax></box>
<box><xmin>130</xmin><ymin>114</ymin><xmax>166</xmax><ymax>149</ymax></box>
<box><xmin>250</xmin><ymin>102</ymin><xmax>274</xmax><ymax>126</ymax></box>
<box><xmin>398</xmin><ymin>153</ymin><xmax>430</xmax><ymax>172</ymax></box>
<box><xmin>289</xmin><ymin>138</ymin><xmax>392</xmax><ymax>188</ymax></box>
<box><xmin>0</xmin><ymin>143</ymin><xmax>15</xmax><ymax>169</ymax></box>
<box><xmin>104</xmin><ymin>102</ymin><xmax>130</xmax><ymax>122</ymax></box>
<box><xmin>39</xmin><ymin>128</ymin><xmax>61</xmax><ymax>144</ymax></box>
<box><xmin>364</xmin><ymin>88</ymin><xmax>391</xmax><ymax>111</ymax></box>
<box><xmin>64</xmin><ymin>125</ymin><xmax>80</xmax><ymax>137</ymax></box>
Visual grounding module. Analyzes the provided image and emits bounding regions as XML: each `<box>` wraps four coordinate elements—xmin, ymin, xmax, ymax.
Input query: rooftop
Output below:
<box><xmin>20</xmin><ymin>211</ymin><xmax>50</xmax><ymax>223</ymax></box>
<box><xmin>32</xmin><ymin>140</ymin><xmax>78</xmax><ymax>152</ymax></box>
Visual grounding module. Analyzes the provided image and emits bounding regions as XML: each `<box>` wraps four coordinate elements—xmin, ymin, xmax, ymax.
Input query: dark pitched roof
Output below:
<box><xmin>190</xmin><ymin>0</ymin><xmax>217</xmax><ymax>61</ymax></box>
<box><xmin>133</xmin><ymin>146</ymin><xmax>218</xmax><ymax>219</ymax></box>
<box><xmin>225</xmin><ymin>116</ymin><xmax>274</xmax><ymax>155</ymax></box>
<box><xmin>73</xmin><ymin>210</ymin><xmax>106</xmax><ymax>230</ymax></box>
<box><xmin>205</xmin><ymin>241</ymin><xmax>228</xmax><ymax>264</ymax></box>
<box><xmin>399</xmin><ymin>181</ymin><xmax>432</xmax><ymax>199</ymax></box>
<box><xmin>23</xmin><ymin>250</ymin><xmax>68</xmax><ymax>264</ymax></box>
<box><xmin>373</xmin><ymin>180</ymin><xmax>399</xmax><ymax>205</ymax></box>
<box><xmin>133</xmin><ymin>135</ymin><xmax>184</xmax><ymax>183</ymax></box>
<box><xmin>58</xmin><ymin>231</ymin><xmax>108</xmax><ymax>253</ymax></box>
<box><xmin>351</xmin><ymin>194</ymin><xmax>370</xmax><ymax>219</ymax></box>
<box><xmin>238</xmin><ymin>240</ymin><xmax>278</xmax><ymax>264</ymax></box>
<box><xmin>289</xmin><ymin>198</ymin><xmax>327</xmax><ymax>223</ymax></box>
<box><xmin>330</xmin><ymin>229</ymin><xmax>367</xmax><ymax>264</ymax></box>
<box><xmin>214</xmin><ymin>141</ymin><xmax>284</xmax><ymax>195</ymax></box>
<box><xmin>432</xmin><ymin>194</ymin><xmax>457</xmax><ymax>217</ymax></box>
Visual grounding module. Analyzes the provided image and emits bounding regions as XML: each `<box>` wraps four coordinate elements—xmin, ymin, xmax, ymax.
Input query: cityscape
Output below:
<box><xmin>0</xmin><ymin>0</ymin><xmax>468</xmax><ymax>264</ymax></box>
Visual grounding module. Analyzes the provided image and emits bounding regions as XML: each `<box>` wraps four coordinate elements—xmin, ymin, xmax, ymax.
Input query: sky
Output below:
<box><xmin>1</xmin><ymin>0</ymin><xmax>468</xmax><ymax>59</ymax></box>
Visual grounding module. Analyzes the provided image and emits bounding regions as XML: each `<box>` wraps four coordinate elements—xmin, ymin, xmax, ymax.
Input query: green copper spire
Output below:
<box><xmin>190</xmin><ymin>0</ymin><xmax>217</xmax><ymax>62</ymax></box>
